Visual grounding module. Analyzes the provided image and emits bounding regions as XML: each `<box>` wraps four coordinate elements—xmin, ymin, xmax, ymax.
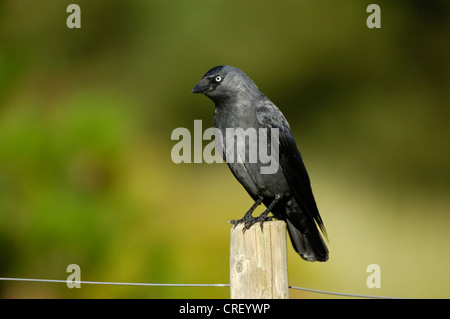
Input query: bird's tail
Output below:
<box><xmin>286</xmin><ymin>219</ymin><xmax>329</xmax><ymax>262</ymax></box>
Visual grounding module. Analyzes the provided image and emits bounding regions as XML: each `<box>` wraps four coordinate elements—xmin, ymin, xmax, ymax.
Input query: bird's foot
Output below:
<box><xmin>228</xmin><ymin>211</ymin><xmax>253</xmax><ymax>229</ymax></box>
<box><xmin>228</xmin><ymin>196</ymin><xmax>264</xmax><ymax>231</ymax></box>
<box><xmin>229</xmin><ymin>213</ymin><xmax>273</xmax><ymax>233</ymax></box>
<box><xmin>229</xmin><ymin>195</ymin><xmax>280</xmax><ymax>233</ymax></box>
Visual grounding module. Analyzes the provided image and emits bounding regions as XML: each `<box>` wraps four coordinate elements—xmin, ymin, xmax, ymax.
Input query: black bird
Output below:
<box><xmin>192</xmin><ymin>65</ymin><xmax>329</xmax><ymax>262</ymax></box>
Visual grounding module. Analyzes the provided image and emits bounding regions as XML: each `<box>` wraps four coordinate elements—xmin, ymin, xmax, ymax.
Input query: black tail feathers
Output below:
<box><xmin>286</xmin><ymin>219</ymin><xmax>329</xmax><ymax>262</ymax></box>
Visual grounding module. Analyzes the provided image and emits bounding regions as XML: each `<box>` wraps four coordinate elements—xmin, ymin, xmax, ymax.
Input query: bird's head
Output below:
<box><xmin>192</xmin><ymin>65</ymin><xmax>260</xmax><ymax>104</ymax></box>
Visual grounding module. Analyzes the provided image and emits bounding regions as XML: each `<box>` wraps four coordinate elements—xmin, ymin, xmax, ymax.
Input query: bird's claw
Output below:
<box><xmin>228</xmin><ymin>215</ymin><xmax>273</xmax><ymax>233</ymax></box>
<box><xmin>228</xmin><ymin>195</ymin><xmax>274</xmax><ymax>232</ymax></box>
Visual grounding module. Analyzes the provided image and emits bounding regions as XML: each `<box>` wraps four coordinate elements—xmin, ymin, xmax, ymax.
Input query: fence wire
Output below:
<box><xmin>0</xmin><ymin>277</ymin><xmax>407</xmax><ymax>299</ymax></box>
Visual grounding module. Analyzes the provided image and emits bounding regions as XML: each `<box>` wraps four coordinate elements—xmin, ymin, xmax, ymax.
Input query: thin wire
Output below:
<box><xmin>288</xmin><ymin>285</ymin><xmax>403</xmax><ymax>299</ymax></box>
<box><xmin>0</xmin><ymin>278</ymin><xmax>229</xmax><ymax>288</ymax></box>
<box><xmin>0</xmin><ymin>277</ymin><xmax>407</xmax><ymax>299</ymax></box>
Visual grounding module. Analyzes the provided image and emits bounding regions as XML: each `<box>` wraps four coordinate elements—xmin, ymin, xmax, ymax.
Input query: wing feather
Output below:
<box><xmin>256</xmin><ymin>101</ymin><xmax>328</xmax><ymax>239</ymax></box>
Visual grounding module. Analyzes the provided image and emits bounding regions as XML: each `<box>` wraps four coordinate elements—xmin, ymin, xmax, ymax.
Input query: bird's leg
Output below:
<box><xmin>229</xmin><ymin>196</ymin><xmax>264</xmax><ymax>228</ymax></box>
<box><xmin>248</xmin><ymin>195</ymin><xmax>281</xmax><ymax>232</ymax></box>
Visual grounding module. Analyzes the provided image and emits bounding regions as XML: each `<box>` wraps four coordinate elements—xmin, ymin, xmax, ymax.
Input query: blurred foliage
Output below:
<box><xmin>0</xmin><ymin>0</ymin><xmax>449</xmax><ymax>298</ymax></box>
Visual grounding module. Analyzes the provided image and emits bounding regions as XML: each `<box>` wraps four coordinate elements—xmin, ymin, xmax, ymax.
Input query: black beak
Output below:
<box><xmin>192</xmin><ymin>78</ymin><xmax>210</xmax><ymax>94</ymax></box>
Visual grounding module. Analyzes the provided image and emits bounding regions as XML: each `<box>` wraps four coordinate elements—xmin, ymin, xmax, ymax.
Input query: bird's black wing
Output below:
<box><xmin>256</xmin><ymin>100</ymin><xmax>328</xmax><ymax>239</ymax></box>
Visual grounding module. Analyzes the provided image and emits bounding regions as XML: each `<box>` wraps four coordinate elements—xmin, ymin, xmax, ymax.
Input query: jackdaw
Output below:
<box><xmin>192</xmin><ymin>65</ymin><xmax>329</xmax><ymax>262</ymax></box>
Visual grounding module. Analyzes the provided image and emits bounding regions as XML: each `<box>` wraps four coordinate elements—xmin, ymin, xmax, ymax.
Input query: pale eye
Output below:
<box><xmin>215</xmin><ymin>75</ymin><xmax>222</xmax><ymax>82</ymax></box>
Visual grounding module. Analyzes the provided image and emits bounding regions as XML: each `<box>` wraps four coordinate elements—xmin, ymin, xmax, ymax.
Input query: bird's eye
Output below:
<box><xmin>215</xmin><ymin>75</ymin><xmax>222</xmax><ymax>82</ymax></box>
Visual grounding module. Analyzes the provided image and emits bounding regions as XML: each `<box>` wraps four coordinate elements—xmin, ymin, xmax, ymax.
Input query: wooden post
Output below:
<box><xmin>230</xmin><ymin>220</ymin><xmax>289</xmax><ymax>299</ymax></box>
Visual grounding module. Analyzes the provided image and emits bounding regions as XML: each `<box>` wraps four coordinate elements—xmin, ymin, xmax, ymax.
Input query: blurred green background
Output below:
<box><xmin>0</xmin><ymin>0</ymin><xmax>449</xmax><ymax>298</ymax></box>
